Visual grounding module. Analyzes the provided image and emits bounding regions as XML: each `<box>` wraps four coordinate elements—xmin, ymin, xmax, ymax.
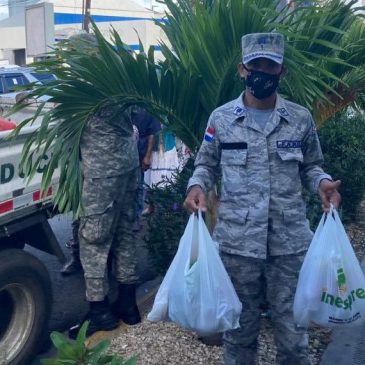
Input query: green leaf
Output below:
<box><xmin>48</xmin><ymin>332</ymin><xmax>80</xmax><ymax>360</ymax></box>
<box><xmin>41</xmin><ymin>359</ymin><xmax>60</xmax><ymax>365</ymax></box>
<box><xmin>89</xmin><ymin>339</ymin><xmax>110</xmax><ymax>354</ymax></box>
<box><xmin>41</xmin><ymin>358</ymin><xmax>76</xmax><ymax>365</ymax></box>
<box><xmin>50</xmin><ymin>332</ymin><xmax>70</xmax><ymax>350</ymax></box>
<box><xmin>75</xmin><ymin>320</ymin><xmax>89</xmax><ymax>350</ymax></box>
<box><xmin>122</xmin><ymin>355</ymin><xmax>138</xmax><ymax>365</ymax></box>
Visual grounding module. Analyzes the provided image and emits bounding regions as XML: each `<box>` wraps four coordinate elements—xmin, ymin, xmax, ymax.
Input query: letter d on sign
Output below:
<box><xmin>1</xmin><ymin>163</ymin><xmax>14</xmax><ymax>184</ymax></box>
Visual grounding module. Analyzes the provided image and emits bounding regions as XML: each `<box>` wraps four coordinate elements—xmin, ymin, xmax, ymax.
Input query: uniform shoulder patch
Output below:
<box><xmin>277</xmin><ymin>107</ymin><xmax>289</xmax><ymax>117</ymax></box>
<box><xmin>233</xmin><ymin>106</ymin><xmax>245</xmax><ymax>116</ymax></box>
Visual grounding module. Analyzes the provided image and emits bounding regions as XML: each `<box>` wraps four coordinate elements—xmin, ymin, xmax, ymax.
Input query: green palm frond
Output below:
<box><xmin>159</xmin><ymin>0</ymin><xmax>361</xmax><ymax>111</ymax></box>
<box><xmin>311</xmin><ymin>13</ymin><xmax>365</xmax><ymax>123</ymax></box>
<box><xmin>11</xmin><ymin>0</ymin><xmax>365</xmax><ymax>215</ymax></box>
<box><xmin>159</xmin><ymin>0</ymin><xmax>280</xmax><ymax>111</ymax></box>
<box><xmin>12</xmin><ymin>21</ymin><xmax>207</xmax><ymax>213</ymax></box>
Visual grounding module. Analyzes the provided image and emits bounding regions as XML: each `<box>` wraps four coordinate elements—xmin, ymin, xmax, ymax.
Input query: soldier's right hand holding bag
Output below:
<box><xmin>294</xmin><ymin>204</ymin><xmax>365</xmax><ymax>327</ymax></box>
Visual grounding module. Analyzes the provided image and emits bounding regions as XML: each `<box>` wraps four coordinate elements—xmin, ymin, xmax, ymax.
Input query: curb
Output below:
<box><xmin>320</xmin><ymin>258</ymin><xmax>365</xmax><ymax>365</ymax></box>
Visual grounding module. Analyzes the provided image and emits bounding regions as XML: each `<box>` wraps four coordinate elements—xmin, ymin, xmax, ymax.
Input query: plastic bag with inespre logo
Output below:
<box><xmin>294</xmin><ymin>205</ymin><xmax>365</xmax><ymax>327</ymax></box>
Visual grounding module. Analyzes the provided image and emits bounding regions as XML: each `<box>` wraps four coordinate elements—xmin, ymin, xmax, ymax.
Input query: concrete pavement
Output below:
<box><xmin>32</xmin><ymin>214</ymin><xmax>158</xmax><ymax>364</ymax></box>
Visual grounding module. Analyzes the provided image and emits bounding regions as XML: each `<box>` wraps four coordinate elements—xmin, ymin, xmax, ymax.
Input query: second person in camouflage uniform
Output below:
<box><xmin>184</xmin><ymin>33</ymin><xmax>341</xmax><ymax>364</ymax></box>
<box><xmin>68</xmin><ymin>103</ymin><xmax>141</xmax><ymax>339</ymax></box>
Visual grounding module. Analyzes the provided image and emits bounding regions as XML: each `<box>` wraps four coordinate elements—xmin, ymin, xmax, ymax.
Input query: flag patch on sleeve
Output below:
<box><xmin>204</xmin><ymin>126</ymin><xmax>215</xmax><ymax>142</ymax></box>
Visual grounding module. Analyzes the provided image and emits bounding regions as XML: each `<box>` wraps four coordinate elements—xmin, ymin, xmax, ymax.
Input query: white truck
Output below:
<box><xmin>0</xmin><ymin>69</ymin><xmax>65</xmax><ymax>365</ymax></box>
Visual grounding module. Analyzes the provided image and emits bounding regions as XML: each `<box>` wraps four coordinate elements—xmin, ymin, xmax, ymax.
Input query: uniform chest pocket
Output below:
<box><xmin>221</xmin><ymin>149</ymin><xmax>248</xmax><ymax>166</ymax></box>
<box><xmin>220</xmin><ymin>149</ymin><xmax>248</xmax><ymax>195</ymax></box>
<box><xmin>276</xmin><ymin>148</ymin><xmax>303</xmax><ymax>163</ymax></box>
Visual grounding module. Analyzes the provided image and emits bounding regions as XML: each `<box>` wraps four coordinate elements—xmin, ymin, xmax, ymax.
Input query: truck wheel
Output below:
<box><xmin>0</xmin><ymin>249</ymin><xmax>52</xmax><ymax>365</ymax></box>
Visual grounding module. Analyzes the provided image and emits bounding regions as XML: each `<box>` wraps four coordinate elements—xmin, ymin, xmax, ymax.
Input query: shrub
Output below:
<box><xmin>144</xmin><ymin>159</ymin><xmax>194</xmax><ymax>275</ymax></box>
<box><xmin>306</xmin><ymin>111</ymin><xmax>365</xmax><ymax>227</ymax></box>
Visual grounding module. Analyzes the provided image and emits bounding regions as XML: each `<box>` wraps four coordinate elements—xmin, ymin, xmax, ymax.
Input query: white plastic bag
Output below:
<box><xmin>147</xmin><ymin>211</ymin><xmax>242</xmax><ymax>335</ymax></box>
<box><xmin>294</xmin><ymin>205</ymin><xmax>365</xmax><ymax>327</ymax></box>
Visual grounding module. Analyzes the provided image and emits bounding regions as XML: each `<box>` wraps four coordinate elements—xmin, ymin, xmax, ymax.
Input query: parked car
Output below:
<box><xmin>0</xmin><ymin>66</ymin><xmax>56</xmax><ymax>125</ymax></box>
<box><xmin>0</xmin><ymin>65</ymin><xmax>56</xmax><ymax>95</ymax></box>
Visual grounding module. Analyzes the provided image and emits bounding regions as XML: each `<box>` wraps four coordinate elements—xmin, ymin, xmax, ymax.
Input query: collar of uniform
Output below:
<box><xmin>232</xmin><ymin>92</ymin><xmax>248</xmax><ymax>120</ymax></box>
<box><xmin>275</xmin><ymin>96</ymin><xmax>293</xmax><ymax>123</ymax></box>
<box><xmin>231</xmin><ymin>93</ymin><xmax>293</xmax><ymax>125</ymax></box>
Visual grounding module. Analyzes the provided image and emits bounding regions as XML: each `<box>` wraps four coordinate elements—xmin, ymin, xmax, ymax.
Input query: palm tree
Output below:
<box><xmin>11</xmin><ymin>0</ymin><xmax>365</xmax><ymax>215</ymax></box>
<box><xmin>312</xmin><ymin>16</ymin><xmax>365</xmax><ymax>125</ymax></box>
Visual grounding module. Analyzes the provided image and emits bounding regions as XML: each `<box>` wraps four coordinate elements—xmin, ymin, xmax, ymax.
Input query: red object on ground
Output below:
<box><xmin>0</xmin><ymin>117</ymin><xmax>16</xmax><ymax>131</ymax></box>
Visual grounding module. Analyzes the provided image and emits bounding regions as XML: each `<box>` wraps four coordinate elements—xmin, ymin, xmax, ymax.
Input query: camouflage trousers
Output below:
<box><xmin>79</xmin><ymin>168</ymin><xmax>139</xmax><ymax>302</ymax></box>
<box><xmin>220</xmin><ymin>252</ymin><xmax>310</xmax><ymax>365</ymax></box>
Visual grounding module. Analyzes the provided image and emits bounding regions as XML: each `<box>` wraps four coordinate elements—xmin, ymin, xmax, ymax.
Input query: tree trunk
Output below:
<box><xmin>83</xmin><ymin>0</ymin><xmax>91</xmax><ymax>33</ymax></box>
<box><xmin>313</xmin><ymin>89</ymin><xmax>356</xmax><ymax>127</ymax></box>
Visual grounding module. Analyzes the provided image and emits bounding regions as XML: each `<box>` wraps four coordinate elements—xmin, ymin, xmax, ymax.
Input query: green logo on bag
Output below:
<box><xmin>337</xmin><ymin>268</ymin><xmax>346</xmax><ymax>296</ymax></box>
<box><xmin>321</xmin><ymin>287</ymin><xmax>365</xmax><ymax>311</ymax></box>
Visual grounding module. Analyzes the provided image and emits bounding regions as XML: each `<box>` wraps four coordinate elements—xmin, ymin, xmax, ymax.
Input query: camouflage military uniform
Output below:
<box><xmin>187</xmin><ymin>93</ymin><xmax>331</xmax><ymax>364</ymax></box>
<box><xmin>79</xmin><ymin>105</ymin><xmax>139</xmax><ymax>302</ymax></box>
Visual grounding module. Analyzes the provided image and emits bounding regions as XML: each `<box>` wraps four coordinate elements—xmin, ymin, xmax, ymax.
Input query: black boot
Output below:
<box><xmin>68</xmin><ymin>298</ymin><xmax>119</xmax><ymax>339</ymax></box>
<box><xmin>60</xmin><ymin>246</ymin><xmax>82</xmax><ymax>276</ymax></box>
<box><xmin>112</xmin><ymin>283</ymin><xmax>141</xmax><ymax>325</ymax></box>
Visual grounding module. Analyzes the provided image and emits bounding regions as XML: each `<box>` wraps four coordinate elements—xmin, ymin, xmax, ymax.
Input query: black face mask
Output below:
<box><xmin>243</xmin><ymin>64</ymin><xmax>281</xmax><ymax>99</ymax></box>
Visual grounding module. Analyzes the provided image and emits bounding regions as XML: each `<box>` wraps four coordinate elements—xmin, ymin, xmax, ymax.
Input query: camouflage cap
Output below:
<box><xmin>241</xmin><ymin>33</ymin><xmax>284</xmax><ymax>65</ymax></box>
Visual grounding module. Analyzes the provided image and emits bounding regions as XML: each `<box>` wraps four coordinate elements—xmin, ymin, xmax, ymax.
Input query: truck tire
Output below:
<box><xmin>0</xmin><ymin>249</ymin><xmax>52</xmax><ymax>365</ymax></box>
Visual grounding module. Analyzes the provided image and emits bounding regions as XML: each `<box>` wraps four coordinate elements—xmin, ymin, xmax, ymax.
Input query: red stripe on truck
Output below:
<box><xmin>33</xmin><ymin>187</ymin><xmax>53</xmax><ymax>202</ymax></box>
<box><xmin>0</xmin><ymin>200</ymin><xmax>13</xmax><ymax>214</ymax></box>
<box><xmin>33</xmin><ymin>191</ymin><xmax>40</xmax><ymax>202</ymax></box>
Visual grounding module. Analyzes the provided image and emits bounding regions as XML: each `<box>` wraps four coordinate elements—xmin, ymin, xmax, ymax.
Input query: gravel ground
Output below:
<box><xmin>109</xmin><ymin>316</ymin><xmax>332</xmax><ymax>365</ymax></box>
<box><xmin>108</xmin><ymin>221</ymin><xmax>365</xmax><ymax>365</ymax></box>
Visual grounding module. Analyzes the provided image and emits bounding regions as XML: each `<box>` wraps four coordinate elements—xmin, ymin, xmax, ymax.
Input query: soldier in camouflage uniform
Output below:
<box><xmin>68</xmin><ymin>101</ymin><xmax>141</xmax><ymax>338</ymax></box>
<box><xmin>184</xmin><ymin>33</ymin><xmax>341</xmax><ymax>364</ymax></box>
